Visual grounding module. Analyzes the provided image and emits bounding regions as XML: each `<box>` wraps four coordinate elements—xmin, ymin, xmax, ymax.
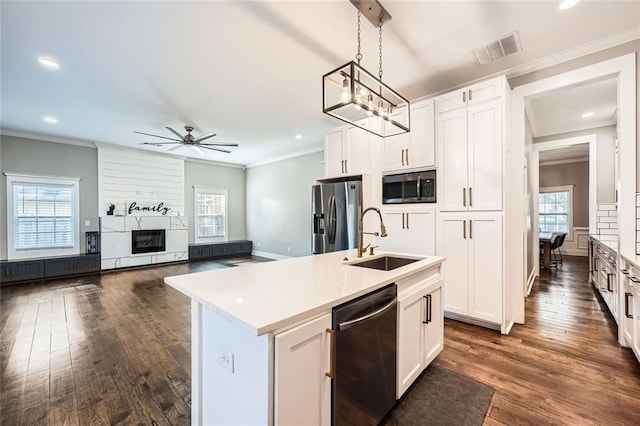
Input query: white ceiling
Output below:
<box><xmin>2</xmin><ymin>1</ymin><xmax>639</xmax><ymax>166</ymax></box>
<box><xmin>539</xmin><ymin>143</ymin><xmax>589</xmax><ymax>165</ymax></box>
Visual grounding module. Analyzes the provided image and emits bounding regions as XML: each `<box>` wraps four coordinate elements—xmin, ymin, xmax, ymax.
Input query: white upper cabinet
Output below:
<box><xmin>435</xmin><ymin>78</ymin><xmax>504</xmax><ymax>114</ymax></box>
<box><xmin>436</xmin><ymin>76</ymin><xmax>504</xmax><ymax>212</ymax></box>
<box><xmin>380</xmin><ymin>206</ymin><xmax>436</xmax><ymax>256</ymax></box>
<box><xmin>383</xmin><ymin>99</ymin><xmax>435</xmax><ymax>172</ymax></box>
<box><xmin>324</xmin><ymin>123</ymin><xmax>371</xmax><ymax>178</ymax></box>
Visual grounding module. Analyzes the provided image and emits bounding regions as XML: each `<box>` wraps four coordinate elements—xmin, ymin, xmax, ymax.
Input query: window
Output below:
<box><xmin>5</xmin><ymin>173</ymin><xmax>80</xmax><ymax>260</ymax></box>
<box><xmin>194</xmin><ymin>187</ymin><xmax>227</xmax><ymax>242</ymax></box>
<box><xmin>539</xmin><ymin>185</ymin><xmax>573</xmax><ymax>237</ymax></box>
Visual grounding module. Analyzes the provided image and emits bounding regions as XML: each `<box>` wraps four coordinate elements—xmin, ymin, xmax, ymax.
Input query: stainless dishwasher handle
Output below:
<box><xmin>337</xmin><ymin>297</ymin><xmax>397</xmax><ymax>331</ymax></box>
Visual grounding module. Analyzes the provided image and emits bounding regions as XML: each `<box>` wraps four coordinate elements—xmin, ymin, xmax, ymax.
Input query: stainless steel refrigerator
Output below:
<box><xmin>312</xmin><ymin>180</ymin><xmax>362</xmax><ymax>254</ymax></box>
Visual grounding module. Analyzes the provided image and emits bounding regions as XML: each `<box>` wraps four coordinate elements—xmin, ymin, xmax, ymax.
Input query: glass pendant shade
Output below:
<box><xmin>323</xmin><ymin>61</ymin><xmax>410</xmax><ymax>138</ymax></box>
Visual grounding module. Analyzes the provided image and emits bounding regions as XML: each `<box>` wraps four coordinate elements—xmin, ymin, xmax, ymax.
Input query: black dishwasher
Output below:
<box><xmin>332</xmin><ymin>283</ymin><xmax>397</xmax><ymax>425</ymax></box>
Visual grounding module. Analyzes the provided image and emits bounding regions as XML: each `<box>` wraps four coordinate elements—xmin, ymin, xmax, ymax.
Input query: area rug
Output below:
<box><xmin>384</xmin><ymin>364</ymin><xmax>494</xmax><ymax>426</ymax></box>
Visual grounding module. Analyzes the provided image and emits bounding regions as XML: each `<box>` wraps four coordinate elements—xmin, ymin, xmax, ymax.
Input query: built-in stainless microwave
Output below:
<box><xmin>382</xmin><ymin>170</ymin><xmax>436</xmax><ymax>204</ymax></box>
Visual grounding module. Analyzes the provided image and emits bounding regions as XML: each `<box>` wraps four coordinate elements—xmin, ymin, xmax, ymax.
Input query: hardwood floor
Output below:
<box><xmin>436</xmin><ymin>256</ymin><xmax>640</xmax><ymax>425</ymax></box>
<box><xmin>1</xmin><ymin>255</ymin><xmax>639</xmax><ymax>425</ymax></box>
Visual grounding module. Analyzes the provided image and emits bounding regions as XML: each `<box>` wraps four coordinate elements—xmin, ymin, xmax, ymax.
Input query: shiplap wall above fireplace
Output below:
<box><xmin>97</xmin><ymin>144</ymin><xmax>185</xmax><ymax>216</ymax></box>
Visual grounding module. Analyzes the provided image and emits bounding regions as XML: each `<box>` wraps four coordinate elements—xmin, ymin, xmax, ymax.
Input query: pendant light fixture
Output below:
<box><xmin>322</xmin><ymin>0</ymin><xmax>410</xmax><ymax>138</ymax></box>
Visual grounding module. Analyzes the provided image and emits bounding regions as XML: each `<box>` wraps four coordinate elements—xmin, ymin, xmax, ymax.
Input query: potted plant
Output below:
<box><xmin>107</xmin><ymin>203</ymin><xmax>115</xmax><ymax>215</ymax></box>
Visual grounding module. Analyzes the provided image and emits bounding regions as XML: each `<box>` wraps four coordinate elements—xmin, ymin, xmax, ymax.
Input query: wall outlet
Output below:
<box><xmin>218</xmin><ymin>346</ymin><xmax>234</xmax><ymax>373</ymax></box>
<box><xmin>257</xmin><ymin>242</ymin><xmax>261</xmax><ymax>248</ymax></box>
<box><xmin>84</xmin><ymin>220</ymin><xmax>91</xmax><ymax>227</ymax></box>
<box><xmin>287</xmin><ymin>247</ymin><xmax>291</xmax><ymax>253</ymax></box>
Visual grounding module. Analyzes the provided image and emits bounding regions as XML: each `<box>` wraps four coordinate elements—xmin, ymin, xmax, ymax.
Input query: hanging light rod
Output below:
<box><xmin>349</xmin><ymin>0</ymin><xmax>392</xmax><ymax>26</ymax></box>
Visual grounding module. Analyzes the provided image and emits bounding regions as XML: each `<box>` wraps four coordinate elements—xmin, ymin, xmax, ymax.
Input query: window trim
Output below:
<box><xmin>539</xmin><ymin>185</ymin><xmax>574</xmax><ymax>240</ymax></box>
<box><xmin>5</xmin><ymin>172</ymin><xmax>81</xmax><ymax>260</ymax></box>
<box><xmin>193</xmin><ymin>186</ymin><xmax>228</xmax><ymax>244</ymax></box>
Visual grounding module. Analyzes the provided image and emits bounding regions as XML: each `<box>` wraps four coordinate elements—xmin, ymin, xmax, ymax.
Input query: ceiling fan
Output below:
<box><xmin>134</xmin><ymin>125</ymin><xmax>238</xmax><ymax>154</ymax></box>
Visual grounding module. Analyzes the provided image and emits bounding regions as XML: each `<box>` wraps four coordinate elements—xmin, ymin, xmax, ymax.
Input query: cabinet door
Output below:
<box><xmin>622</xmin><ymin>279</ymin><xmax>634</xmax><ymax>346</ymax></box>
<box><xmin>345</xmin><ymin>125</ymin><xmax>370</xmax><ymax>175</ymax></box>
<box><xmin>406</xmin><ymin>210</ymin><xmax>436</xmax><ymax>256</ymax></box>
<box><xmin>407</xmin><ymin>99</ymin><xmax>435</xmax><ymax>168</ymax></box>
<box><xmin>382</xmin><ymin>133</ymin><xmax>409</xmax><ymax>171</ymax></box>
<box><xmin>468</xmin><ymin>214</ymin><xmax>503</xmax><ymax>323</ymax></box>
<box><xmin>380</xmin><ymin>211</ymin><xmax>407</xmax><ymax>253</ymax></box>
<box><xmin>466</xmin><ymin>78</ymin><xmax>504</xmax><ymax>107</ymax></box>
<box><xmin>437</xmin><ymin>213</ymin><xmax>469</xmax><ymax>315</ymax></box>
<box><xmin>633</xmin><ymin>286</ymin><xmax>640</xmax><ymax>360</ymax></box>
<box><xmin>324</xmin><ymin>128</ymin><xmax>345</xmax><ymax>177</ymax></box>
<box><xmin>437</xmin><ymin>108</ymin><xmax>468</xmax><ymax>211</ymax></box>
<box><xmin>275</xmin><ymin>313</ymin><xmax>331</xmax><ymax>426</ymax></box>
<box><xmin>1</xmin><ymin>260</ymin><xmax>45</xmax><ymax>284</ymax></box>
<box><xmin>423</xmin><ymin>285</ymin><xmax>443</xmax><ymax>366</ymax></box>
<box><xmin>467</xmin><ymin>100</ymin><xmax>503</xmax><ymax>211</ymax></box>
<box><xmin>397</xmin><ymin>285</ymin><xmax>425</xmax><ymax>398</ymax></box>
<box><xmin>435</xmin><ymin>88</ymin><xmax>467</xmax><ymax>114</ymax></box>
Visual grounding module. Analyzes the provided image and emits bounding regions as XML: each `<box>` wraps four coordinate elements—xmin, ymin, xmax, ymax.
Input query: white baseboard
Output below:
<box><xmin>251</xmin><ymin>250</ymin><xmax>292</xmax><ymax>260</ymax></box>
<box><xmin>526</xmin><ymin>268</ymin><xmax>537</xmax><ymax>296</ymax></box>
<box><xmin>562</xmin><ymin>248</ymin><xmax>588</xmax><ymax>257</ymax></box>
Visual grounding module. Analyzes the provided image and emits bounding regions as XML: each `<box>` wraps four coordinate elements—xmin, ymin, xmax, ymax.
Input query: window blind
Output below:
<box><xmin>13</xmin><ymin>184</ymin><xmax>75</xmax><ymax>250</ymax></box>
<box><xmin>195</xmin><ymin>191</ymin><xmax>226</xmax><ymax>238</ymax></box>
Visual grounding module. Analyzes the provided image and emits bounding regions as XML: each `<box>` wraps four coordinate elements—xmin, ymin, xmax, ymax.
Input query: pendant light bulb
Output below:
<box><xmin>354</xmin><ymin>86</ymin><xmax>362</xmax><ymax>110</ymax></box>
<box><xmin>367</xmin><ymin>93</ymin><xmax>374</xmax><ymax>116</ymax></box>
<box><xmin>341</xmin><ymin>77</ymin><xmax>350</xmax><ymax>102</ymax></box>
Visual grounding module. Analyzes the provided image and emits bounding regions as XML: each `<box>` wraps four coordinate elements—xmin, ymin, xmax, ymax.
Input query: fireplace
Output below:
<box><xmin>131</xmin><ymin>229</ymin><xmax>166</xmax><ymax>254</ymax></box>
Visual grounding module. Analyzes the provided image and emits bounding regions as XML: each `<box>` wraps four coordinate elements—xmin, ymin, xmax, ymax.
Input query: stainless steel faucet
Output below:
<box><xmin>358</xmin><ymin>207</ymin><xmax>388</xmax><ymax>257</ymax></box>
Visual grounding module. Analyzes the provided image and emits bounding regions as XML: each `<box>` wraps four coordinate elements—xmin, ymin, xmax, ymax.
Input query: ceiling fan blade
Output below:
<box><xmin>193</xmin><ymin>132</ymin><xmax>216</xmax><ymax>143</ymax></box>
<box><xmin>139</xmin><ymin>141</ymin><xmax>181</xmax><ymax>145</ymax></box>
<box><xmin>192</xmin><ymin>146</ymin><xmax>205</xmax><ymax>156</ymax></box>
<box><xmin>134</xmin><ymin>131</ymin><xmax>182</xmax><ymax>142</ymax></box>
<box><xmin>167</xmin><ymin>144</ymin><xmax>184</xmax><ymax>152</ymax></box>
<box><xmin>199</xmin><ymin>145</ymin><xmax>231</xmax><ymax>154</ymax></box>
<box><xmin>165</xmin><ymin>126</ymin><xmax>185</xmax><ymax>140</ymax></box>
<box><xmin>199</xmin><ymin>142</ymin><xmax>239</xmax><ymax>147</ymax></box>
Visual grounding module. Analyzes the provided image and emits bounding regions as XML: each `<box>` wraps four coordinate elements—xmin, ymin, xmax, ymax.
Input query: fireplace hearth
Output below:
<box><xmin>131</xmin><ymin>229</ymin><xmax>166</xmax><ymax>254</ymax></box>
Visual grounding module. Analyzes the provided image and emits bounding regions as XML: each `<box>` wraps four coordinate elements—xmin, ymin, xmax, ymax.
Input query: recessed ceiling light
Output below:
<box><xmin>559</xmin><ymin>0</ymin><xmax>581</xmax><ymax>10</ymax></box>
<box><xmin>43</xmin><ymin>116</ymin><xmax>58</xmax><ymax>124</ymax></box>
<box><xmin>581</xmin><ymin>112</ymin><xmax>594</xmax><ymax>119</ymax></box>
<box><xmin>295</xmin><ymin>134</ymin><xmax>302</xmax><ymax>140</ymax></box>
<box><xmin>38</xmin><ymin>56</ymin><xmax>60</xmax><ymax>70</ymax></box>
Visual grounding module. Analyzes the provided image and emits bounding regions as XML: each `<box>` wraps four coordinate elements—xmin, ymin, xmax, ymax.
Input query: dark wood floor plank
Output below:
<box><xmin>2</xmin><ymin>255</ymin><xmax>639</xmax><ymax>425</ymax></box>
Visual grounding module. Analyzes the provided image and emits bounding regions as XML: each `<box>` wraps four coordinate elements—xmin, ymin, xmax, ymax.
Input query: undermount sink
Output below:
<box><xmin>347</xmin><ymin>255</ymin><xmax>421</xmax><ymax>271</ymax></box>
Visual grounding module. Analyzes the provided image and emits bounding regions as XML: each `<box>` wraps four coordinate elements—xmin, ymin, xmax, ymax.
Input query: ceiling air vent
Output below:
<box><xmin>473</xmin><ymin>31</ymin><xmax>522</xmax><ymax>65</ymax></box>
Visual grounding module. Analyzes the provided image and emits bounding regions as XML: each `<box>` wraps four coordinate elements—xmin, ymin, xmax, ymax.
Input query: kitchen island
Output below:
<box><xmin>165</xmin><ymin>250</ymin><xmax>445</xmax><ymax>425</ymax></box>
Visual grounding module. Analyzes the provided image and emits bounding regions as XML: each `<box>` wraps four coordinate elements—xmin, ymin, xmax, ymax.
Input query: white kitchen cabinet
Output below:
<box><xmin>383</xmin><ymin>99</ymin><xmax>435</xmax><ymax>172</ymax></box>
<box><xmin>381</xmin><ymin>207</ymin><xmax>436</xmax><ymax>255</ymax></box>
<box><xmin>437</xmin><ymin>212</ymin><xmax>503</xmax><ymax>325</ymax></box>
<box><xmin>633</xmin><ymin>283</ymin><xmax>640</xmax><ymax>360</ymax></box>
<box><xmin>397</xmin><ymin>279</ymin><xmax>443</xmax><ymax>397</ymax></box>
<box><xmin>437</xmin><ymin>98</ymin><xmax>503</xmax><ymax>212</ymax></box>
<box><xmin>435</xmin><ymin>77</ymin><xmax>504</xmax><ymax>114</ymax></box>
<box><xmin>324</xmin><ymin>124</ymin><xmax>371</xmax><ymax>178</ymax></box>
<box><xmin>275</xmin><ymin>313</ymin><xmax>331</xmax><ymax>426</ymax></box>
<box><xmin>622</xmin><ymin>272</ymin><xmax>634</xmax><ymax>348</ymax></box>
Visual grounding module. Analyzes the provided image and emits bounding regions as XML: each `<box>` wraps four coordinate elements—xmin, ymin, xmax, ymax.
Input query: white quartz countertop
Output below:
<box><xmin>164</xmin><ymin>250</ymin><xmax>444</xmax><ymax>336</ymax></box>
<box><xmin>590</xmin><ymin>234</ymin><xmax>618</xmax><ymax>253</ymax></box>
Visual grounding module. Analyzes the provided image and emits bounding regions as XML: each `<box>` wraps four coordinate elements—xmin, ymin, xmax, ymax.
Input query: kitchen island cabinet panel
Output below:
<box><xmin>275</xmin><ymin>313</ymin><xmax>331</xmax><ymax>426</ymax></box>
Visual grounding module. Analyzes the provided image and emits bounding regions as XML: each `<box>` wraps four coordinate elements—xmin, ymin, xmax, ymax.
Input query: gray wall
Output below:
<box><xmin>539</xmin><ymin>161</ymin><xmax>589</xmax><ymax>228</ymax></box>
<box><xmin>184</xmin><ymin>160</ymin><xmax>246</xmax><ymax>244</ymax></box>
<box><xmin>0</xmin><ymin>135</ymin><xmax>99</xmax><ymax>259</ymax></box>
<box><xmin>246</xmin><ymin>152</ymin><xmax>323</xmax><ymax>258</ymax></box>
<box><xmin>534</xmin><ymin>125</ymin><xmax>615</xmax><ymax>203</ymax></box>
<box><xmin>509</xmin><ymin>39</ymin><xmax>640</xmax><ymax>188</ymax></box>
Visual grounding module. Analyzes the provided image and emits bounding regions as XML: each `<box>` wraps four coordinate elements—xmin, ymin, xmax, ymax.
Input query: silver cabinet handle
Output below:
<box><xmin>462</xmin><ymin>90</ymin><xmax>466</xmax><ymax>103</ymax></box>
<box><xmin>402</xmin><ymin>213</ymin><xmax>405</xmax><ymax>229</ymax></box>
<box><xmin>463</xmin><ymin>220</ymin><xmax>466</xmax><ymax>239</ymax></box>
<box><xmin>469</xmin><ymin>187</ymin><xmax>473</xmax><ymax>207</ymax></box>
<box><xmin>468</xmin><ymin>89</ymin><xmax>473</xmax><ymax>101</ymax></box>
<box><xmin>406</xmin><ymin>148</ymin><xmax>409</xmax><ymax>165</ymax></box>
<box><xmin>325</xmin><ymin>328</ymin><xmax>335</xmax><ymax>378</ymax></box>
<box><xmin>401</xmin><ymin>149</ymin><xmax>405</xmax><ymax>166</ymax></box>
<box><xmin>422</xmin><ymin>294</ymin><xmax>432</xmax><ymax>324</ymax></box>
<box><xmin>463</xmin><ymin>188</ymin><xmax>466</xmax><ymax>207</ymax></box>
<box><xmin>625</xmin><ymin>293</ymin><xmax>633</xmax><ymax>319</ymax></box>
<box><xmin>344</xmin><ymin>159</ymin><xmax>348</xmax><ymax>173</ymax></box>
<box><xmin>469</xmin><ymin>220</ymin><xmax>473</xmax><ymax>239</ymax></box>
<box><xmin>406</xmin><ymin>213</ymin><xmax>410</xmax><ymax>229</ymax></box>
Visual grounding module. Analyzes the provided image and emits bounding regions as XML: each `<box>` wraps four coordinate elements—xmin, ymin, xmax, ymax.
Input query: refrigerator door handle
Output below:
<box><xmin>328</xmin><ymin>195</ymin><xmax>337</xmax><ymax>244</ymax></box>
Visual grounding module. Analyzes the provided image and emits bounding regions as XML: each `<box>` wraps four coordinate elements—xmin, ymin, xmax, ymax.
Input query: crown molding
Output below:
<box><xmin>0</xmin><ymin>128</ymin><xmax>97</xmax><ymax>148</ymax></box>
<box><xmin>247</xmin><ymin>147</ymin><xmax>324</xmax><ymax>168</ymax></box>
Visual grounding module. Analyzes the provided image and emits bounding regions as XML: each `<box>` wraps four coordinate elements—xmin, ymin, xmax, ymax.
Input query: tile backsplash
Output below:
<box><xmin>596</xmin><ymin>203</ymin><xmax>618</xmax><ymax>236</ymax></box>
